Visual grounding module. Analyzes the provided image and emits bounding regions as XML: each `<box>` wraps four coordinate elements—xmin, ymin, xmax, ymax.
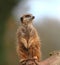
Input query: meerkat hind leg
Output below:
<box><xmin>33</xmin><ymin>56</ymin><xmax>38</xmax><ymax>60</ymax></box>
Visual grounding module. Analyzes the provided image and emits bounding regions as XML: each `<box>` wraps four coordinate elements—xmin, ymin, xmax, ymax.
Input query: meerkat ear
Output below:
<box><xmin>32</xmin><ymin>16</ymin><xmax>35</xmax><ymax>19</ymax></box>
<box><xmin>20</xmin><ymin>17</ymin><xmax>23</xmax><ymax>22</ymax></box>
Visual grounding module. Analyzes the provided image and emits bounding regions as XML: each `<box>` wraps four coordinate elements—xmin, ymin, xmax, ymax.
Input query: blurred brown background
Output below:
<box><xmin>0</xmin><ymin>0</ymin><xmax>60</xmax><ymax>65</ymax></box>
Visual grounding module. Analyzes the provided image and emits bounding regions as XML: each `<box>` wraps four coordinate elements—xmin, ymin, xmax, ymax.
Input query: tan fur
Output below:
<box><xmin>16</xmin><ymin>14</ymin><xmax>41</xmax><ymax>62</ymax></box>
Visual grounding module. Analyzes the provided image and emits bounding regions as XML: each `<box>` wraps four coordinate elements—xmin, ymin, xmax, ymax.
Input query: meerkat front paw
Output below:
<box><xmin>28</xmin><ymin>40</ymin><xmax>33</xmax><ymax>48</ymax></box>
<box><xmin>28</xmin><ymin>38</ymin><xmax>34</xmax><ymax>48</ymax></box>
<box><xmin>21</xmin><ymin>38</ymin><xmax>28</xmax><ymax>48</ymax></box>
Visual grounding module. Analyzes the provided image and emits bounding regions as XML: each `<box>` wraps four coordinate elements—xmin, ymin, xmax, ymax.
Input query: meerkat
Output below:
<box><xmin>49</xmin><ymin>51</ymin><xmax>60</xmax><ymax>65</ymax></box>
<box><xmin>16</xmin><ymin>14</ymin><xmax>41</xmax><ymax>63</ymax></box>
<box><xmin>49</xmin><ymin>50</ymin><xmax>60</xmax><ymax>56</ymax></box>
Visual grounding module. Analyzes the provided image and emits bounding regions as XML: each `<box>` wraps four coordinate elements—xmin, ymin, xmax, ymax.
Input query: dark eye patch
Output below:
<box><xmin>25</xmin><ymin>15</ymin><xmax>31</xmax><ymax>17</ymax></box>
<box><xmin>20</xmin><ymin>17</ymin><xmax>23</xmax><ymax>22</ymax></box>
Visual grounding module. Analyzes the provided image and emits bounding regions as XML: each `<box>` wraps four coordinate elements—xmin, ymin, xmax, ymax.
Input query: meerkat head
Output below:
<box><xmin>20</xmin><ymin>14</ymin><xmax>35</xmax><ymax>25</ymax></box>
<box><xmin>49</xmin><ymin>51</ymin><xmax>60</xmax><ymax>56</ymax></box>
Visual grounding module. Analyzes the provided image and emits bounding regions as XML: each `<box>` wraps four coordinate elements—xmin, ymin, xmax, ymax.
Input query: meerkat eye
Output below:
<box><xmin>49</xmin><ymin>53</ymin><xmax>52</xmax><ymax>56</ymax></box>
<box><xmin>20</xmin><ymin>17</ymin><xmax>23</xmax><ymax>23</ymax></box>
<box><xmin>25</xmin><ymin>15</ymin><xmax>31</xmax><ymax>17</ymax></box>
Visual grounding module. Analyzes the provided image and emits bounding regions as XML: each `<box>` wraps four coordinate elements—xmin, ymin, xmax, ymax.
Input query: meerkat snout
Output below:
<box><xmin>32</xmin><ymin>16</ymin><xmax>35</xmax><ymax>19</ymax></box>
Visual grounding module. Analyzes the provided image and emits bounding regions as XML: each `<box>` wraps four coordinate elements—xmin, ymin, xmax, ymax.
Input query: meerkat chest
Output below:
<box><xmin>22</xmin><ymin>27</ymin><xmax>32</xmax><ymax>39</ymax></box>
